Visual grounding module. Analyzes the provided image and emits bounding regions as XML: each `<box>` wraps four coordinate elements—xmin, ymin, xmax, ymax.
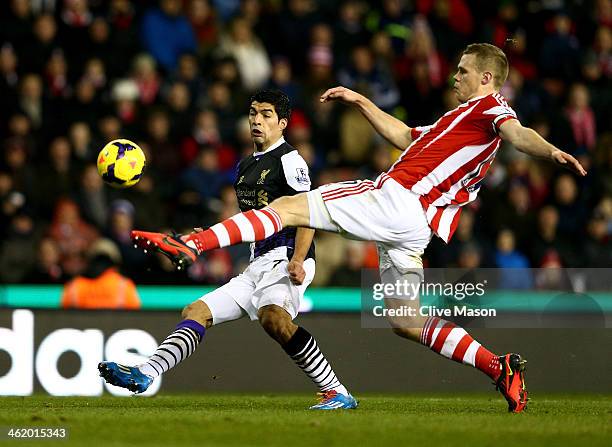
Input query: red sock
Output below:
<box><xmin>420</xmin><ymin>317</ymin><xmax>501</xmax><ymax>381</ymax></box>
<box><xmin>184</xmin><ymin>207</ymin><xmax>283</xmax><ymax>253</ymax></box>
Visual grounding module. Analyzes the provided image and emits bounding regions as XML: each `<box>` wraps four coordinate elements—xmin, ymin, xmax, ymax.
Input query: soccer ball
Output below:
<box><xmin>97</xmin><ymin>139</ymin><xmax>146</xmax><ymax>188</ymax></box>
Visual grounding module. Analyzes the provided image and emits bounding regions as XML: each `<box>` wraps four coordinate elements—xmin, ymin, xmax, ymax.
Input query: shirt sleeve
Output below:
<box><xmin>410</xmin><ymin>125</ymin><xmax>433</xmax><ymax>140</ymax></box>
<box><xmin>482</xmin><ymin>98</ymin><xmax>518</xmax><ymax>134</ymax></box>
<box><xmin>280</xmin><ymin>151</ymin><xmax>311</xmax><ymax>194</ymax></box>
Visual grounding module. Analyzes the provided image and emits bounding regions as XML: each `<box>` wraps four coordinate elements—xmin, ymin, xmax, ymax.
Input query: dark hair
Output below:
<box><xmin>249</xmin><ymin>89</ymin><xmax>291</xmax><ymax>122</ymax></box>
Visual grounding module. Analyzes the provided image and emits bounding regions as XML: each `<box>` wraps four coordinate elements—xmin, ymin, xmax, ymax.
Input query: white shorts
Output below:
<box><xmin>199</xmin><ymin>247</ymin><xmax>315</xmax><ymax>325</ymax></box>
<box><xmin>307</xmin><ymin>177</ymin><xmax>432</xmax><ymax>273</ymax></box>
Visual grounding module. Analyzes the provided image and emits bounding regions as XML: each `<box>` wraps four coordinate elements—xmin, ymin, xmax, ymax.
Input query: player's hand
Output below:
<box><xmin>320</xmin><ymin>86</ymin><xmax>363</xmax><ymax>105</ymax></box>
<box><xmin>551</xmin><ymin>149</ymin><xmax>587</xmax><ymax>176</ymax></box>
<box><xmin>287</xmin><ymin>260</ymin><xmax>306</xmax><ymax>285</ymax></box>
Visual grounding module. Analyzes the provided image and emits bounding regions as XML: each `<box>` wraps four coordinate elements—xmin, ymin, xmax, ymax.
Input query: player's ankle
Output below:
<box><xmin>330</xmin><ymin>384</ymin><xmax>349</xmax><ymax>396</ymax></box>
<box><xmin>182</xmin><ymin>235</ymin><xmax>203</xmax><ymax>254</ymax></box>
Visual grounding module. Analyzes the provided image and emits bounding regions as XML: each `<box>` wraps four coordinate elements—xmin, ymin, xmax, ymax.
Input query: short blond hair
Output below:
<box><xmin>462</xmin><ymin>43</ymin><xmax>509</xmax><ymax>89</ymax></box>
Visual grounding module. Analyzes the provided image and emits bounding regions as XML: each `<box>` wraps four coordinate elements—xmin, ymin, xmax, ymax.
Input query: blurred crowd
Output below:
<box><xmin>0</xmin><ymin>0</ymin><xmax>610</xmax><ymax>289</ymax></box>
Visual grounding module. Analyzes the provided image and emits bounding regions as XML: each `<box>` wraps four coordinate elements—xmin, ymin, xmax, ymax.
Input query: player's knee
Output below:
<box><xmin>258</xmin><ymin>305</ymin><xmax>293</xmax><ymax>341</ymax></box>
<box><xmin>257</xmin><ymin>306</ymin><xmax>280</xmax><ymax>332</ymax></box>
<box><xmin>181</xmin><ymin>301</ymin><xmax>213</xmax><ymax>328</ymax></box>
<box><xmin>269</xmin><ymin>194</ymin><xmax>307</xmax><ymax>227</ymax></box>
<box><xmin>269</xmin><ymin>196</ymin><xmax>292</xmax><ymax>223</ymax></box>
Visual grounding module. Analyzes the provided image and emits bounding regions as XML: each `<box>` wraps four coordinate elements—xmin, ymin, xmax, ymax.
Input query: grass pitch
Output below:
<box><xmin>0</xmin><ymin>394</ymin><xmax>610</xmax><ymax>447</ymax></box>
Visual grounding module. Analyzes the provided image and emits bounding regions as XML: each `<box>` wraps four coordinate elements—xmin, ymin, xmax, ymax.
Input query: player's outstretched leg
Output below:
<box><xmin>131</xmin><ymin>207</ymin><xmax>284</xmax><ymax>264</ymax></box>
<box><xmin>418</xmin><ymin>316</ymin><xmax>527</xmax><ymax>411</ymax></box>
<box><xmin>99</xmin><ymin>304</ymin><xmax>209</xmax><ymax>393</ymax></box>
<box><xmin>258</xmin><ymin>305</ymin><xmax>357</xmax><ymax>410</ymax></box>
<box><xmin>131</xmin><ymin>195</ymin><xmax>311</xmax><ymax>258</ymax></box>
<box><xmin>382</xmin><ymin>268</ymin><xmax>528</xmax><ymax>413</ymax></box>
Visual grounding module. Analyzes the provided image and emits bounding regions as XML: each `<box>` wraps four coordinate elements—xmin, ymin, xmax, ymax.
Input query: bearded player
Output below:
<box><xmin>131</xmin><ymin>44</ymin><xmax>587</xmax><ymax>413</ymax></box>
<box><xmin>99</xmin><ymin>90</ymin><xmax>357</xmax><ymax>410</ymax></box>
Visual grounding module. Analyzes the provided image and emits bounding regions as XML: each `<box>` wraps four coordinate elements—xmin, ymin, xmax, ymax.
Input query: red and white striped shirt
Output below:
<box><xmin>377</xmin><ymin>93</ymin><xmax>517</xmax><ymax>243</ymax></box>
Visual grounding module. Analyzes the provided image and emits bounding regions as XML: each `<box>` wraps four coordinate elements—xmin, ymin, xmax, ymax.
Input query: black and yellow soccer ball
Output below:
<box><xmin>97</xmin><ymin>139</ymin><xmax>146</xmax><ymax>188</ymax></box>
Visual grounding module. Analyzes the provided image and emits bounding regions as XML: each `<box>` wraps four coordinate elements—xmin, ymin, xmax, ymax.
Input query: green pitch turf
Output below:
<box><xmin>0</xmin><ymin>394</ymin><xmax>610</xmax><ymax>447</ymax></box>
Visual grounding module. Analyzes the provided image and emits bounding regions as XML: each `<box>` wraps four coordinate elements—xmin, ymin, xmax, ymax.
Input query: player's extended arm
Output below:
<box><xmin>320</xmin><ymin>86</ymin><xmax>413</xmax><ymax>150</ymax></box>
<box><xmin>287</xmin><ymin>227</ymin><xmax>315</xmax><ymax>285</ymax></box>
<box><xmin>499</xmin><ymin>119</ymin><xmax>587</xmax><ymax>176</ymax></box>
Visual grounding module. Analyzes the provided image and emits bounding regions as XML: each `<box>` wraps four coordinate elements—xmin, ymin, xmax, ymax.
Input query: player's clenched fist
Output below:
<box><xmin>287</xmin><ymin>260</ymin><xmax>306</xmax><ymax>285</ymax></box>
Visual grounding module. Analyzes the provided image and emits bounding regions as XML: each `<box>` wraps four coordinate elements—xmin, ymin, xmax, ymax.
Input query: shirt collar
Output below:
<box><xmin>467</xmin><ymin>92</ymin><xmax>495</xmax><ymax>103</ymax></box>
<box><xmin>253</xmin><ymin>136</ymin><xmax>285</xmax><ymax>157</ymax></box>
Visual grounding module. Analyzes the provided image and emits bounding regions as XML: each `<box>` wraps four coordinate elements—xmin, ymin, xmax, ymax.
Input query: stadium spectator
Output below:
<box><xmin>540</xmin><ymin>12</ymin><xmax>581</xmax><ymax>80</ymax></box>
<box><xmin>365</xmin><ymin>0</ymin><xmax>412</xmax><ymax>55</ymax></box>
<box><xmin>2</xmin><ymin>0</ymin><xmax>33</xmax><ymax>54</ymax></box>
<box><xmin>97</xmin><ymin>114</ymin><xmax>122</xmax><ymax>144</ymax></box>
<box><xmin>64</xmin><ymin>78</ymin><xmax>99</xmax><ymax>128</ymax></box>
<box><xmin>169</xmin><ymin>53</ymin><xmax>204</xmax><ymax>107</ymax></box>
<box><xmin>188</xmin><ymin>0</ymin><xmax>219</xmax><ymax>53</ymax></box>
<box><xmin>274</xmin><ymin>0</ymin><xmax>318</xmax><ymax>74</ymax></box>
<box><xmin>592</xmin><ymin>25</ymin><xmax>612</xmax><ymax>78</ymax></box>
<box><xmin>528</xmin><ymin>205</ymin><xmax>574</xmax><ymax>268</ymax></box>
<box><xmin>219</xmin><ymin>17</ymin><xmax>271</xmax><ymax>91</ymax></box>
<box><xmin>553</xmin><ymin>173</ymin><xmax>588</xmax><ymax>237</ymax></box>
<box><xmin>23</xmin><ymin>14</ymin><xmax>58</xmax><ymax>74</ymax></box>
<box><xmin>181</xmin><ymin>109</ymin><xmax>225</xmax><ymax>167</ymax></box>
<box><xmin>35</xmin><ymin>137</ymin><xmax>80</xmax><ymax>216</ymax></box>
<box><xmin>457</xmin><ymin>243</ymin><xmax>483</xmax><ymax>269</ymax></box>
<box><xmin>145</xmin><ymin>108</ymin><xmax>181</xmax><ymax>176</ymax></box>
<box><xmin>494</xmin><ymin>228</ymin><xmax>533</xmax><ymax>290</ymax></box>
<box><xmin>140</xmin><ymin>0</ymin><xmax>197</xmax><ymax>73</ymax></box>
<box><xmin>131</xmin><ymin>53</ymin><xmax>160</xmax><ymax>106</ymax></box>
<box><xmin>338</xmin><ymin>45</ymin><xmax>400</xmax><ymax>112</ymax></box>
<box><xmin>25</xmin><ymin>237</ymin><xmax>66</xmax><ymax>283</ymax></box>
<box><xmin>48</xmin><ymin>198</ymin><xmax>99</xmax><ymax>277</ymax></box>
<box><xmin>0</xmin><ymin>170</ymin><xmax>18</xmax><ymax>236</ymax></box>
<box><xmin>3</xmin><ymin>137</ymin><xmax>35</xmax><ymax>201</ymax></box>
<box><xmin>0</xmin><ymin>210</ymin><xmax>39</xmax><ymax>283</ymax></box>
<box><xmin>490</xmin><ymin>180</ymin><xmax>535</xmax><ymax>250</ymax></box>
<box><xmin>396</xmin><ymin>15</ymin><xmax>448</xmax><ymax>89</ymax></box>
<box><xmin>105</xmin><ymin>0</ymin><xmax>140</xmax><ymax>78</ymax></box>
<box><xmin>44</xmin><ymin>50</ymin><xmax>70</xmax><ymax>100</ymax></box>
<box><xmin>180</xmin><ymin>146</ymin><xmax>225</xmax><ymax>204</ymax></box>
<box><xmin>6</xmin><ymin>114</ymin><xmax>35</xmax><ymax>152</ymax></box>
<box><xmin>61</xmin><ymin>238</ymin><xmax>141</xmax><ymax>309</ymax></box>
<box><xmin>0</xmin><ymin>43</ymin><xmax>19</xmax><ymax>108</ymax></box>
<box><xmin>106</xmin><ymin>199</ymin><xmax>150</xmax><ymax>280</ymax></box>
<box><xmin>428</xmin><ymin>208</ymin><xmax>491</xmax><ymax>267</ymax></box>
<box><xmin>203</xmin><ymin>81</ymin><xmax>238</xmax><ymax>142</ymax></box>
<box><xmin>75</xmin><ymin>164</ymin><xmax>109</xmax><ymax>230</ymax></box>
<box><xmin>582</xmin><ymin>206</ymin><xmax>611</xmax><ymax>267</ymax></box>
<box><xmin>482</xmin><ymin>1</ymin><xmax>520</xmax><ymax>49</ymax></box>
<box><xmin>164</xmin><ymin>81</ymin><xmax>193</xmax><ymax>139</ymax></box>
<box><xmin>120</xmin><ymin>160</ymin><xmax>167</xmax><ymax>231</ymax></box>
<box><xmin>87</xmin><ymin>17</ymin><xmax>116</xmax><ymax>77</ymax></box>
<box><xmin>267</xmin><ymin>57</ymin><xmax>302</xmax><ymax>107</ymax></box>
<box><xmin>564</xmin><ymin>83</ymin><xmax>597</xmax><ymax>153</ymax></box>
<box><xmin>506</xmin><ymin>30</ymin><xmax>538</xmax><ymax>80</ymax></box>
<box><xmin>68</xmin><ymin>121</ymin><xmax>95</xmax><ymax>163</ymax></box>
<box><xmin>306</xmin><ymin>23</ymin><xmax>334</xmax><ymax>101</ymax></box>
<box><xmin>17</xmin><ymin>74</ymin><xmax>46</xmax><ymax>132</ymax></box>
<box><xmin>419</xmin><ymin>0</ymin><xmax>474</xmax><ymax>56</ymax></box>
<box><xmin>81</xmin><ymin>58</ymin><xmax>107</xmax><ymax>93</ymax></box>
